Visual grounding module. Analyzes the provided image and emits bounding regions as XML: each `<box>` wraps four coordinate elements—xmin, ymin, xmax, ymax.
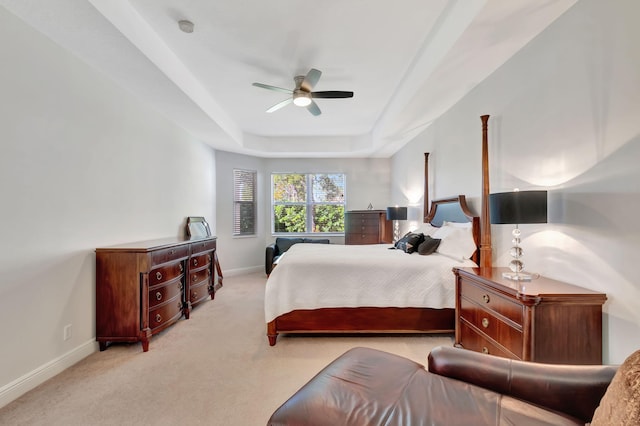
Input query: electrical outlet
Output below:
<box><xmin>63</xmin><ymin>324</ymin><xmax>72</xmax><ymax>341</ymax></box>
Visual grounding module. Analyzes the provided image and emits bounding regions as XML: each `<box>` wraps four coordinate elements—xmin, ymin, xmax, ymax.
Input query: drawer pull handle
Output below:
<box><xmin>192</xmin><ymin>291</ymin><xmax>197</xmax><ymax>299</ymax></box>
<box><xmin>193</xmin><ymin>258</ymin><xmax>198</xmax><ymax>266</ymax></box>
<box><xmin>482</xmin><ymin>318</ymin><xmax>489</xmax><ymax>328</ymax></box>
<box><xmin>482</xmin><ymin>347</ymin><xmax>489</xmax><ymax>354</ymax></box>
<box><xmin>169</xmin><ymin>249</ymin><xmax>175</xmax><ymax>255</ymax></box>
<box><xmin>208</xmin><ymin>254</ymin><xmax>212</xmax><ymax>262</ymax></box>
<box><xmin>192</xmin><ymin>274</ymin><xmax>197</xmax><ymax>282</ymax></box>
<box><xmin>156</xmin><ymin>271</ymin><xmax>162</xmax><ymax>281</ymax></box>
<box><xmin>178</xmin><ymin>301</ymin><xmax>183</xmax><ymax>310</ymax></box>
<box><xmin>155</xmin><ymin>292</ymin><xmax>162</xmax><ymax>301</ymax></box>
<box><xmin>178</xmin><ymin>283</ymin><xmax>183</xmax><ymax>291</ymax></box>
<box><xmin>482</xmin><ymin>294</ymin><xmax>490</xmax><ymax>303</ymax></box>
<box><xmin>155</xmin><ymin>313</ymin><xmax>162</xmax><ymax>323</ymax></box>
<box><xmin>179</xmin><ymin>263</ymin><xmax>184</xmax><ymax>272</ymax></box>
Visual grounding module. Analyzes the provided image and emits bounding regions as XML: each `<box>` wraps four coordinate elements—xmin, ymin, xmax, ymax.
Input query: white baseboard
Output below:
<box><xmin>0</xmin><ymin>339</ymin><xmax>97</xmax><ymax>409</ymax></box>
<box><xmin>222</xmin><ymin>265</ymin><xmax>263</xmax><ymax>277</ymax></box>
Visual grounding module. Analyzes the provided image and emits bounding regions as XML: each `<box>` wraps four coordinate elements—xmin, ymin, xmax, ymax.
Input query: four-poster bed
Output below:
<box><xmin>265</xmin><ymin>116</ymin><xmax>493</xmax><ymax>346</ymax></box>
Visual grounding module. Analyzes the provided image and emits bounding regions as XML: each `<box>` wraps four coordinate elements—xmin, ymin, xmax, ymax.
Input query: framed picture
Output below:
<box><xmin>186</xmin><ymin>216</ymin><xmax>211</xmax><ymax>238</ymax></box>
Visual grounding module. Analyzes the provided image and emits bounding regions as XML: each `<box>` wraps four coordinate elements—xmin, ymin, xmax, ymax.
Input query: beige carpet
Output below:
<box><xmin>0</xmin><ymin>272</ymin><xmax>454</xmax><ymax>425</ymax></box>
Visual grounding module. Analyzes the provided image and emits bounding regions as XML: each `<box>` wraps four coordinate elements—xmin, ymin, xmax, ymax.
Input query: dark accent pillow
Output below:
<box><xmin>417</xmin><ymin>236</ymin><xmax>441</xmax><ymax>255</ymax></box>
<box><xmin>395</xmin><ymin>232</ymin><xmax>424</xmax><ymax>254</ymax></box>
<box><xmin>275</xmin><ymin>237</ymin><xmax>304</xmax><ymax>254</ymax></box>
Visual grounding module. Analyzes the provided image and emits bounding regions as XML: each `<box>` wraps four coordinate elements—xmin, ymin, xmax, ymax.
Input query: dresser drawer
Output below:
<box><xmin>148</xmin><ymin>279</ymin><xmax>183</xmax><ymax>309</ymax></box>
<box><xmin>189</xmin><ymin>280</ymin><xmax>210</xmax><ymax>306</ymax></box>
<box><xmin>346</xmin><ymin>215</ymin><xmax>379</xmax><ymax>226</ymax></box>
<box><xmin>150</xmin><ymin>245</ymin><xmax>189</xmax><ymax>267</ymax></box>
<box><xmin>350</xmin><ymin>224</ymin><xmax>380</xmax><ymax>235</ymax></box>
<box><xmin>460</xmin><ymin>298</ymin><xmax>523</xmax><ymax>358</ymax></box>
<box><xmin>190</xmin><ymin>239</ymin><xmax>216</xmax><ymax>255</ymax></box>
<box><xmin>346</xmin><ymin>233</ymin><xmax>379</xmax><ymax>244</ymax></box>
<box><xmin>149</xmin><ymin>262</ymin><xmax>184</xmax><ymax>286</ymax></box>
<box><xmin>190</xmin><ymin>268</ymin><xmax>211</xmax><ymax>286</ymax></box>
<box><xmin>460</xmin><ymin>280</ymin><xmax>523</xmax><ymax>326</ymax></box>
<box><xmin>190</xmin><ymin>253</ymin><xmax>211</xmax><ymax>269</ymax></box>
<box><xmin>148</xmin><ymin>296</ymin><xmax>183</xmax><ymax>332</ymax></box>
<box><xmin>458</xmin><ymin>321</ymin><xmax>518</xmax><ymax>360</ymax></box>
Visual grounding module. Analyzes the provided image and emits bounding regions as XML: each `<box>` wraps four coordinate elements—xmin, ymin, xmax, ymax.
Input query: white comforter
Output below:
<box><xmin>264</xmin><ymin>243</ymin><xmax>476</xmax><ymax>323</ymax></box>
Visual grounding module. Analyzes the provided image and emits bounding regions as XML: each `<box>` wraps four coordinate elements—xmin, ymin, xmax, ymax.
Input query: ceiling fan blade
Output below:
<box><xmin>300</xmin><ymin>68</ymin><xmax>322</xmax><ymax>92</ymax></box>
<box><xmin>266</xmin><ymin>98</ymin><xmax>293</xmax><ymax>113</ymax></box>
<box><xmin>311</xmin><ymin>91</ymin><xmax>354</xmax><ymax>99</ymax></box>
<box><xmin>306</xmin><ymin>101</ymin><xmax>321</xmax><ymax>116</ymax></box>
<box><xmin>252</xmin><ymin>82</ymin><xmax>293</xmax><ymax>95</ymax></box>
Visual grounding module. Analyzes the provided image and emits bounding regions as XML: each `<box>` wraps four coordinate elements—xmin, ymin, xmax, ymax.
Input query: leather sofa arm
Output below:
<box><xmin>265</xmin><ymin>244</ymin><xmax>279</xmax><ymax>275</ymax></box>
<box><xmin>427</xmin><ymin>346</ymin><xmax>618</xmax><ymax>424</ymax></box>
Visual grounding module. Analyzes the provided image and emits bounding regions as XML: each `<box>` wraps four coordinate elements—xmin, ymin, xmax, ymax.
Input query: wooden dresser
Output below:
<box><xmin>96</xmin><ymin>236</ymin><xmax>222</xmax><ymax>352</ymax></box>
<box><xmin>345</xmin><ymin>210</ymin><xmax>392</xmax><ymax>245</ymax></box>
<box><xmin>453</xmin><ymin>267</ymin><xmax>606</xmax><ymax>365</ymax></box>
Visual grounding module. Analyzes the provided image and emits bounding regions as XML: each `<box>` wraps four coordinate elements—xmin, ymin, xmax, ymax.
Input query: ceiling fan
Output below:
<box><xmin>252</xmin><ymin>68</ymin><xmax>354</xmax><ymax>116</ymax></box>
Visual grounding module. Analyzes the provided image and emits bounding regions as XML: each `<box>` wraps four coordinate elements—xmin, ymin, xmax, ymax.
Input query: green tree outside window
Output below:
<box><xmin>272</xmin><ymin>173</ymin><xmax>345</xmax><ymax>233</ymax></box>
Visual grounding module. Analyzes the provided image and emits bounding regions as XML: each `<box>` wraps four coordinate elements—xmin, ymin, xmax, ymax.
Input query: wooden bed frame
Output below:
<box><xmin>266</xmin><ymin>116</ymin><xmax>493</xmax><ymax>346</ymax></box>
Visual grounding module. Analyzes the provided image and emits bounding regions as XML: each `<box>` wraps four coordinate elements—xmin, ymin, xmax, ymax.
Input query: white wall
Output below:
<box><xmin>391</xmin><ymin>0</ymin><xmax>640</xmax><ymax>363</ymax></box>
<box><xmin>0</xmin><ymin>7</ymin><xmax>216</xmax><ymax>405</ymax></box>
<box><xmin>215</xmin><ymin>155</ymin><xmax>391</xmax><ymax>273</ymax></box>
<box><xmin>215</xmin><ymin>151</ymin><xmax>267</xmax><ymax>274</ymax></box>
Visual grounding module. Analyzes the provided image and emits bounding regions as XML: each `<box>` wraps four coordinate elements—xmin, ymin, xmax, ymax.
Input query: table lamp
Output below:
<box><xmin>489</xmin><ymin>190</ymin><xmax>547</xmax><ymax>281</ymax></box>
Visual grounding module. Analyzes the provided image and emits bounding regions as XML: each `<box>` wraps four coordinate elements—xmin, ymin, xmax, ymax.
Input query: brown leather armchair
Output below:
<box><xmin>268</xmin><ymin>346</ymin><xmax>620</xmax><ymax>425</ymax></box>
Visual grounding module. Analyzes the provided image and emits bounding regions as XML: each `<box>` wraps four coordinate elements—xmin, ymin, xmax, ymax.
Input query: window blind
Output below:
<box><xmin>233</xmin><ymin>169</ymin><xmax>256</xmax><ymax>236</ymax></box>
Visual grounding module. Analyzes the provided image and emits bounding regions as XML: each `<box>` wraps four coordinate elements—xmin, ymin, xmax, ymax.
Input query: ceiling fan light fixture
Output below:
<box><xmin>293</xmin><ymin>93</ymin><xmax>312</xmax><ymax>107</ymax></box>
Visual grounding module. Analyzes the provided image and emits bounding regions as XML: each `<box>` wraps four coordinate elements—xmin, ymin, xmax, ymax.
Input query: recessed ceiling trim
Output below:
<box><xmin>372</xmin><ymin>0</ymin><xmax>486</xmax><ymax>149</ymax></box>
<box><xmin>89</xmin><ymin>0</ymin><xmax>243</xmax><ymax>145</ymax></box>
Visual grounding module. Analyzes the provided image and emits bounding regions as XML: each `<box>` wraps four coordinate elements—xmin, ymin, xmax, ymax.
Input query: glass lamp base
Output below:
<box><xmin>393</xmin><ymin>220</ymin><xmax>400</xmax><ymax>244</ymax></box>
<box><xmin>502</xmin><ymin>271</ymin><xmax>533</xmax><ymax>281</ymax></box>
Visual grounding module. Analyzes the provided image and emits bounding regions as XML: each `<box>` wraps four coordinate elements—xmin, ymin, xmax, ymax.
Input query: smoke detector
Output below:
<box><xmin>178</xmin><ymin>20</ymin><xmax>194</xmax><ymax>33</ymax></box>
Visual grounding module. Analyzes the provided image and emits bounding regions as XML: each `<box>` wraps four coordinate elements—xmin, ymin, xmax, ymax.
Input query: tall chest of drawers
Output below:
<box><xmin>345</xmin><ymin>210</ymin><xmax>392</xmax><ymax>245</ymax></box>
<box><xmin>96</xmin><ymin>236</ymin><xmax>220</xmax><ymax>352</ymax></box>
<box><xmin>453</xmin><ymin>267</ymin><xmax>607</xmax><ymax>365</ymax></box>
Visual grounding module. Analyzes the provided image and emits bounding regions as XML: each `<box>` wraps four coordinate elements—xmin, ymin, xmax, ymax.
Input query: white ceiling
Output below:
<box><xmin>1</xmin><ymin>0</ymin><xmax>576</xmax><ymax>158</ymax></box>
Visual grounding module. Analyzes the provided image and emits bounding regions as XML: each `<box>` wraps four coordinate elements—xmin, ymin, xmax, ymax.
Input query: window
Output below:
<box><xmin>233</xmin><ymin>169</ymin><xmax>257</xmax><ymax>236</ymax></box>
<box><xmin>271</xmin><ymin>173</ymin><xmax>345</xmax><ymax>234</ymax></box>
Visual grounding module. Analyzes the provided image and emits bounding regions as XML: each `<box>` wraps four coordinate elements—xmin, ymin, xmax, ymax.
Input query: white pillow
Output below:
<box><xmin>432</xmin><ymin>225</ymin><xmax>455</xmax><ymax>240</ymax></box>
<box><xmin>413</xmin><ymin>223</ymin><xmax>438</xmax><ymax>235</ymax></box>
<box><xmin>433</xmin><ymin>225</ymin><xmax>476</xmax><ymax>261</ymax></box>
<box><xmin>443</xmin><ymin>220</ymin><xmax>472</xmax><ymax>229</ymax></box>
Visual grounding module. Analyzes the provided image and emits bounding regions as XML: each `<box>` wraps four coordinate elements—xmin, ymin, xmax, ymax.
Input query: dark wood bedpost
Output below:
<box><xmin>480</xmin><ymin>115</ymin><xmax>492</xmax><ymax>269</ymax></box>
<box><xmin>423</xmin><ymin>152</ymin><xmax>430</xmax><ymax>223</ymax></box>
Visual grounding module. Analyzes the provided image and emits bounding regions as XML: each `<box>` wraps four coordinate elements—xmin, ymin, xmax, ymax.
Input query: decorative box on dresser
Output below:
<box><xmin>96</xmin><ymin>236</ymin><xmax>221</xmax><ymax>352</ymax></box>
<box><xmin>453</xmin><ymin>267</ymin><xmax>607</xmax><ymax>365</ymax></box>
<box><xmin>344</xmin><ymin>210</ymin><xmax>392</xmax><ymax>245</ymax></box>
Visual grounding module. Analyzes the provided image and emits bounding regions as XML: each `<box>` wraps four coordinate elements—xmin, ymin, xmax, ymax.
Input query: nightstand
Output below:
<box><xmin>453</xmin><ymin>267</ymin><xmax>607</xmax><ymax>365</ymax></box>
